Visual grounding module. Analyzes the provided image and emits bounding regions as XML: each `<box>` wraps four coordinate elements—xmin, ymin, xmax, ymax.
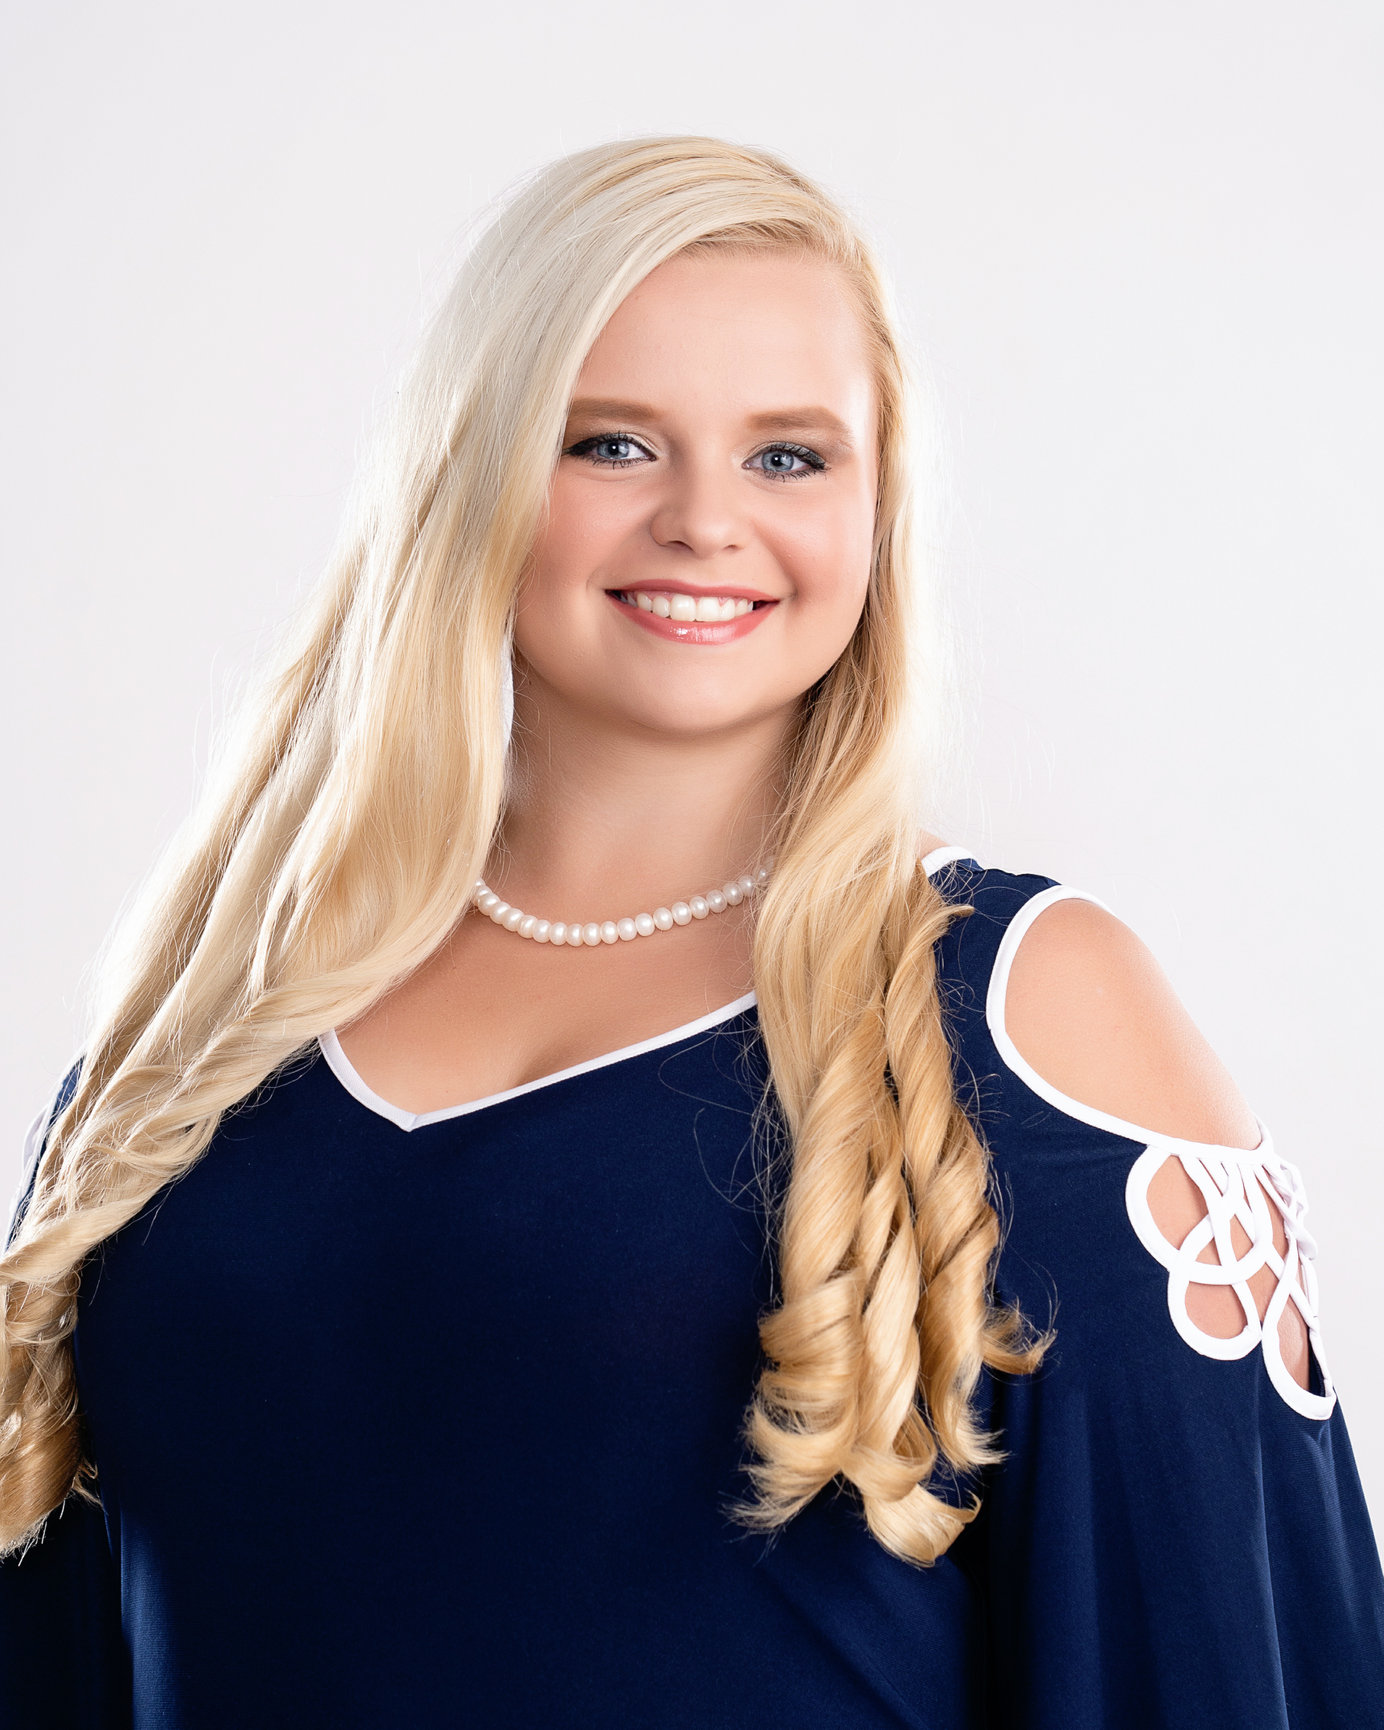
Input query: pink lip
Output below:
<box><xmin>605</xmin><ymin>591</ymin><xmax>778</xmax><ymax>645</ymax></box>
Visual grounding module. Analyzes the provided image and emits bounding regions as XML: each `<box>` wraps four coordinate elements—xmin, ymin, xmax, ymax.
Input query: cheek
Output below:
<box><xmin>528</xmin><ymin>474</ymin><xmax>640</xmax><ymax>593</ymax></box>
<box><xmin>776</xmin><ymin>488</ymin><xmax>876</xmax><ymax>615</ymax></box>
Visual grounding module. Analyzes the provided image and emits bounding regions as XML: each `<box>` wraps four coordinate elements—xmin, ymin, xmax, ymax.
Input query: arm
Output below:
<box><xmin>1</xmin><ymin>1066</ymin><xmax>131</xmax><ymax>1729</ymax></box>
<box><xmin>960</xmin><ymin>886</ymin><xmax>1384</xmax><ymax>1729</ymax></box>
<box><xmin>1005</xmin><ymin>898</ymin><xmax>1312</xmax><ymax>1391</ymax></box>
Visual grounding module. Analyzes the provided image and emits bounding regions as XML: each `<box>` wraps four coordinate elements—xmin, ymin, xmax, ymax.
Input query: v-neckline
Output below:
<box><xmin>316</xmin><ymin>847</ymin><xmax>978</xmax><ymax>1134</ymax></box>
<box><xmin>317</xmin><ymin>991</ymin><xmax>759</xmax><ymax>1133</ymax></box>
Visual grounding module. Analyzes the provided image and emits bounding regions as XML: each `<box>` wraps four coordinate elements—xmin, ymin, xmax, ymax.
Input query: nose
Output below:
<box><xmin>648</xmin><ymin>457</ymin><xmax>749</xmax><ymax>560</ymax></box>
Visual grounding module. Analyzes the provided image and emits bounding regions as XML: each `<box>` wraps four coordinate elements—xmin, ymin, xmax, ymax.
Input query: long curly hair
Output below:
<box><xmin>1</xmin><ymin>135</ymin><xmax>1042</xmax><ymax>1567</ymax></box>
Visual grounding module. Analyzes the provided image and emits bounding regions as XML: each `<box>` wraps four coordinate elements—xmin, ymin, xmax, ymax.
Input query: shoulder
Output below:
<box><xmin>919</xmin><ymin>846</ymin><xmax>1258</xmax><ymax>1150</ymax></box>
<box><xmin>919</xmin><ymin>854</ymin><xmax>1326</xmax><ymax>1409</ymax></box>
<box><xmin>1002</xmin><ymin>894</ymin><xmax>1259</xmax><ymax>1150</ymax></box>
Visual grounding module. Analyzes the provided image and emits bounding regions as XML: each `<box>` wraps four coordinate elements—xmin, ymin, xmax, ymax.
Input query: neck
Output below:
<box><xmin>488</xmin><ymin>670</ymin><xmax>796</xmax><ymax>911</ymax></box>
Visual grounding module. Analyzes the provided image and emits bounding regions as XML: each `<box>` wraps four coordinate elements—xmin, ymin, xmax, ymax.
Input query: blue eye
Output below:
<box><xmin>565</xmin><ymin>433</ymin><xmax>651</xmax><ymax>468</ymax></box>
<box><xmin>750</xmin><ymin>443</ymin><xmax>825</xmax><ymax>480</ymax></box>
<box><xmin>591</xmin><ymin>437</ymin><xmax>638</xmax><ymax>463</ymax></box>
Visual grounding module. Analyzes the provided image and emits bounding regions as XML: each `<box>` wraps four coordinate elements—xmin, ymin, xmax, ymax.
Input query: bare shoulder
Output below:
<box><xmin>1003</xmin><ymin>896</ymin><xmax>1261</xmax><ymax>1149</ymax></box>
<box><xmin>914</xmin><ymin>828</ymin><xmax>951</xmax><ymax>861</ymax></box>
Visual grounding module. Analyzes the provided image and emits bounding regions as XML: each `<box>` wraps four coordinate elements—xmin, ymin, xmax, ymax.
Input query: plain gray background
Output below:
<box><xmin>4</xmin><ymin>3</ymin><xmax>1381</xmax><ymax>1525</ymax></box>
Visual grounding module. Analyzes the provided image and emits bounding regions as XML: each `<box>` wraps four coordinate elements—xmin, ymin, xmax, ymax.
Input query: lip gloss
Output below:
<box><xmin>605</xmin><ymin>591</ymin><xmax>778</xmax><ymax>645</ymax></box>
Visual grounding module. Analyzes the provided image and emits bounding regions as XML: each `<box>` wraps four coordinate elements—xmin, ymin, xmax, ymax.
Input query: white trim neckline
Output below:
<box><xmin>919</xmin><ymin>844</ymin><xmax>976</xmax><ymax>876</ymax></box>
<box><xmin>318</xmin><ymin>991</ymin><xmax>759</xmax><ymax>1133</ymax></box>
<box><xmin>317</xmin><ymin>844</ymin><xmax>977</xmax><ymax>1134</ymax></box>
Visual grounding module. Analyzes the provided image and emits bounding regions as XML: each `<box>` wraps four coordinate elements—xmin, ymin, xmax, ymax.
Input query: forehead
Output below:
<box><xmin>573</xmin><ymin>250</ymin><xmax>876</xmax><ymax>430</ymax></box>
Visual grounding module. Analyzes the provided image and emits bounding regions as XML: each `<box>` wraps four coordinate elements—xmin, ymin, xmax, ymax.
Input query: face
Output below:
<box><xmin>513</xmin><ymin>249</ymin><xmax>880</xmax><ymax>742</ymax></box>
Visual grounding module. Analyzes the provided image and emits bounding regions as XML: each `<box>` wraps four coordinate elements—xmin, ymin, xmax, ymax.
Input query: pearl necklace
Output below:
<box><xmin>472</xmin><ymin>861</ymin><xmax>772</xmax><ymax>947</ymax></box>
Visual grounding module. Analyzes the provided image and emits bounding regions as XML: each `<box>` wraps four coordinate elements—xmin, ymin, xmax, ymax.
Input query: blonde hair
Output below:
<box><xmin>0</xmin><ymin>135</ymin><xmax>1041</xmax><ymax>1567</ymax></box>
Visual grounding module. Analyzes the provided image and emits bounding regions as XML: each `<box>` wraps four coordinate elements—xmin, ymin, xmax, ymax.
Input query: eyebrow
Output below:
<box><xmin>565</xmin><ymin>397</ymin><xmax>856</xmax><ymax>443</ymax></box>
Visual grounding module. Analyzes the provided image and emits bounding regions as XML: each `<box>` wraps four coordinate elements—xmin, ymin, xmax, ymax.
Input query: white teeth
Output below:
<box><xmin>619</xmin><ymin>589</ymin><xmax>760</xmax><ymax>621</ymax></box>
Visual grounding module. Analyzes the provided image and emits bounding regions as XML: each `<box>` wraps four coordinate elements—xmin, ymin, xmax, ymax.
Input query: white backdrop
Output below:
<box><xmin>4</xmin><ymin>2</ymin><xmax>1381</xmax><ymax>1523</ymax></box>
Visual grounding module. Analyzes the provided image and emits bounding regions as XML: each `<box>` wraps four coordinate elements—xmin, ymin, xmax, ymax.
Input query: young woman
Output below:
<box><xmin>2</xmin><ymin>136</ymin><xmax>1380</xmax><ymax>1728</ymax></box>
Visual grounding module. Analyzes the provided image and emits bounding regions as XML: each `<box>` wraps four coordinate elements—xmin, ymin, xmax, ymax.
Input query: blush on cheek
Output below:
<box><xmin>528</xmin><ymin>469</ymin><xmax>650</xmax><ymax>604</ymax></box>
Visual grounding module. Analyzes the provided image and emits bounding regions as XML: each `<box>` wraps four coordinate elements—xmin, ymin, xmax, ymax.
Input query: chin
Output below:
<box><xmin>607</xmin><ymin>679</ymin><xmax>786</xmax><ymax>739</ymax></box>
<box><xmin>622</xmin><ymin>699</ymin><xmax>763</xmax><ymax>738</ymax></box>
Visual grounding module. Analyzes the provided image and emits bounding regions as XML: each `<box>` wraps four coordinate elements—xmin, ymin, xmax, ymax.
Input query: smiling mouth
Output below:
<box><xmin>608</xmin><ymin>588</ymin><xmax>769</xmax><ymax>622</ymax></box>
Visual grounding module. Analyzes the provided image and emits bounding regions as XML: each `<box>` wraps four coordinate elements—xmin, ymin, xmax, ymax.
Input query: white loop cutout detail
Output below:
<box><xmin>981</xmin><ymin>879</ymin><xmax>1338</xmax><ymax>1424</ymax></box>
<box><xmin>1124</xmin><ymin>1140</ymin><xmax>1336</xmax><ymax>1420</ymax></box>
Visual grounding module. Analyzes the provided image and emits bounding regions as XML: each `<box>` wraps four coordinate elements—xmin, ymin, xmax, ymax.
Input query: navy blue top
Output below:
<box><xmin>4</xmin><ymin>857</ymin><xmax>1383</xmax><ymax>1728</ymax></box>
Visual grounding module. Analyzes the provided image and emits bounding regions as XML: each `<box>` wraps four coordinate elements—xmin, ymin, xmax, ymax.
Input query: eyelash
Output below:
<box><xmin>563</xmin><ymin>432</ymin><xmax>827</xmax><ymax>481</ymax></box>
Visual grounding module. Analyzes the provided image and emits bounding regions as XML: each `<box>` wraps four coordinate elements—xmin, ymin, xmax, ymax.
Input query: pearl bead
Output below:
<box><xmin>470</xmin><ymin>866</ymin><xmax>770</xmax><ymax>949</ymax></box>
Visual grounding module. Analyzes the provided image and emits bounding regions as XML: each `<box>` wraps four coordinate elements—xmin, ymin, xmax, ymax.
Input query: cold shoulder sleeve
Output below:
<box><xmin>930</xmin><ymin>859</ymin><xmax>1384</xmax><ymax>1729</ymax></box>
<box><xmin>1</xmin><ymin>1064</ymin><xmax>132</xmax><ymax>1730</ymax></box>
